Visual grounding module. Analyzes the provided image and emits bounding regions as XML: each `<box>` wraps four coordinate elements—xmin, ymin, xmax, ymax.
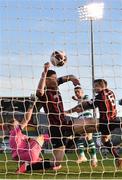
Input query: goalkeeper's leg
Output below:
<box><xmin>16</xmin><ymin>160</ymin><xmax>52</xmax><ymax>174</ymax></box>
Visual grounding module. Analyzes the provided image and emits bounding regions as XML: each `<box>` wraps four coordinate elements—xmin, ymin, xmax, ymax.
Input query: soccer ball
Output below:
<box><xmin>50</xmin><ymin>50</ymin><xmax>67</xmax><ymax>67</ymax></box>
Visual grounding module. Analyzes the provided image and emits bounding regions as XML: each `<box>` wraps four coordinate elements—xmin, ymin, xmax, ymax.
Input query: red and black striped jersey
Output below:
<box><xmin>37</xmin><ymin>77</ymin><xmax>65</xmax><ymax>125</ymax></box>
<box><xmin>88</xmin><ymin>89</ymin><xmax>117</xmax><ymax>122</ymax></box>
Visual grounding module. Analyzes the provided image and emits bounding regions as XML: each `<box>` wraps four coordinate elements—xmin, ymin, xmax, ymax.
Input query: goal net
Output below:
<box><xmin>0</xmin><ymin>0</ymin><xmax>122</xmax><ymax>179</ymax></box>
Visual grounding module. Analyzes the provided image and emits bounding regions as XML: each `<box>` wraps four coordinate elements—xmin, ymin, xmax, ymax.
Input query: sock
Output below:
<box><xmin>76</xmin><ymin>139</ymin><xmax>85</xmax><ymax>157</ymax></box>
<box><xmin>88</xmin><ymin>139</ymin><xmax>97</xmax><ymax>159</ymax></box>
<box><xmin>27</xmin><ymin>160</ymin><xmax>51</xmax><ymax>171</ymax></box>
<box><xmin>104</xmin><ymin>140</ymin><xmax>120</xmax><ymax>158</ymax></box>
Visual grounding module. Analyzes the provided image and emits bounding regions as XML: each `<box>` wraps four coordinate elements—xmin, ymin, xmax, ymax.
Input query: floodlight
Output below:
<box><xmin>78</xmin><ymin>2</ymin><xmax>104</xmax><ymax>20</ymax></box>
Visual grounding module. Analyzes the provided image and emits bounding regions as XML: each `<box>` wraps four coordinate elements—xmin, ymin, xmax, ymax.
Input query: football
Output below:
<box><xmin>50</xmin><ymin>50</ymin><xmax>67</xmax><ymax>67</ymax></box>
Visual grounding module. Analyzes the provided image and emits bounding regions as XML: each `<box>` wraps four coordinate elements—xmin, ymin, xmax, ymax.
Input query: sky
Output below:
<box><xmin>0</xmin><ymin>0</ymin><xmax>122</xmax><ymax>116</ymax></box>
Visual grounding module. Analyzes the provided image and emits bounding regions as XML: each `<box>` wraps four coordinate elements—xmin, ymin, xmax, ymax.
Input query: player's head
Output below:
<box><xmin>94</xmin><ymin>79</ymin><xmax>107</xmax><ymax>93</ymax></box>
<box><xmin>74</xmin><ymin>86</ymin><xmax>84</xmax><ymax>99</ymax></box>
<box><xmin>46</xmin><ymin>70</ymin><xmax>58</xmax><ymax>89</ymax></box>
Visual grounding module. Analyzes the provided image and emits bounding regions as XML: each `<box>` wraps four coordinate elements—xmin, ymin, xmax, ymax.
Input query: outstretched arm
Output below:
<box><xmin>36</xmin><ymin>62</ymin><xmax>51</xmax><ymax>97</ymax></box>
<box><xmin>65</xmin><ymin>101</ymin><xmax>93</xmax><ymax>114</ymax></box>
<box><xmin>20</xmin><ymin>104</ymin><xmax>34</xmax><ymax>129</ymax></box>
<box><xmin>58</xmin><ymin>75</ymin><xmax>80</xmax><ymax>86</ymax></box>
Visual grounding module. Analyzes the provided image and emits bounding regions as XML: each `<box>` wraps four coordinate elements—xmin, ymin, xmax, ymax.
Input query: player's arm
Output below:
<box><xmin>58</xmin><ymin>75</ymin><xmax>80</xmax><ymax>86</ymax></box>
<box><xmin>36</xmin><ymin>62</ymin><xmax>51</xmax><ymax>97</ymax></box>
<box><xmin>20</xmin><ymin>106</ymin><xmax>34</xmax><ymax>130</ymax></box>
<box><xmin>20</xmin><ymin>96</ymin><xmax>35</xmax><ymax>129</ymax></box>
<box><xmin>65</xmin><ymin>101</ymin><xmax>95</xmax><ymax>114</ymax></box>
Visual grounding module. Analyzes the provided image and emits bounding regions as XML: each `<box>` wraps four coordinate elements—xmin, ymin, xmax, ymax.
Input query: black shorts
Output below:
<box><xmin>99</xmin><ymin>120</ymin><xmax>121</xmax><ymax>135</ymax></box>
<box><xmin>49</xmin><ymin>121</ymin><xmax>73</xmax><ymax>149</ymax></box>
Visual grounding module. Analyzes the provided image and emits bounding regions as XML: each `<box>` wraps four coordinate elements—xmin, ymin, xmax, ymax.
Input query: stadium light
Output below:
<box><xmin>78</xmin><ymin>3</ymin><xmax>104</xmax><ymax>21</ymax></box>
<box><xmin>78</xmin><ymin>2</ymin><xmax>104</xmax><ymax>97</ymax></box>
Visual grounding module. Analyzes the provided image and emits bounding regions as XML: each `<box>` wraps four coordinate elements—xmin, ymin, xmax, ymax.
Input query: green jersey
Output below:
<box><xmin>77</xmin><ymin>95</ymin><xmax>92</xmax><ymax>118</ymax></box>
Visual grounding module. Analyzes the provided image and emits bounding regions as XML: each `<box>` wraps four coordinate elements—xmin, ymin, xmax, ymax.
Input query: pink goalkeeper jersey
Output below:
<box><xmin>9</xmin><ymin>125</ymin><xmax>29</xmax><ymax>159</ymax></box>
<box><xmin>9</xmin><ymin>125</ymin><xmax>49</xmax><ymax>162</ymax></box>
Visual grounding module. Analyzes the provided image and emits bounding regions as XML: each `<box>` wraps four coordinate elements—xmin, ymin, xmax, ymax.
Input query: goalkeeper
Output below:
<box><xmin>6</xmin><ymin>97</ymin><xmax>52</xmax><ymax>173</ymax></box>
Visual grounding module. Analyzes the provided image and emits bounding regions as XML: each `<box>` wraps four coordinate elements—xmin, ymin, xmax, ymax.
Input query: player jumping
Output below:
<box><xmin>36</xmin><ymin>62</ymin><xmax>80</xmax><ymax>170</ymax></box>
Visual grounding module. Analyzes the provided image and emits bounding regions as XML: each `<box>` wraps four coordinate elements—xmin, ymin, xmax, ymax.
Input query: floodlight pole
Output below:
<box><xmin>90</xmin><ymin>19</ymin><xmax>95</xmax><ymax>98</ymax></box>
<box><xmin>78</xmin><ymin>3</ymin><xmax>104</xmax><ymax>99</ymax></box>
<box><xmin>78</xmin><ymin>2</ymin><xmax>104</xmax><ymax>118</ymax></box>
<box><xmin>90</xmin><ymin>19</ymin><xmax>96</xmax><ymax>117</ymax></box>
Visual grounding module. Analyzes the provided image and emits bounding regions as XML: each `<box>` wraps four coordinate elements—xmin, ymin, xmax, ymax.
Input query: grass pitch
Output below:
<box><xmin>0</xmin><ymin>152</ymin><xmax>122</xmax><ymax>179</ymax></box>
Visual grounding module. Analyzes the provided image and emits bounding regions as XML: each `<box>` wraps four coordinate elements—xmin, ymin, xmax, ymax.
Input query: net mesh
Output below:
<box><xmin>0</xmin><ymin>0</ymin><xmax>122</xmax><ymax>179</ymax></box>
